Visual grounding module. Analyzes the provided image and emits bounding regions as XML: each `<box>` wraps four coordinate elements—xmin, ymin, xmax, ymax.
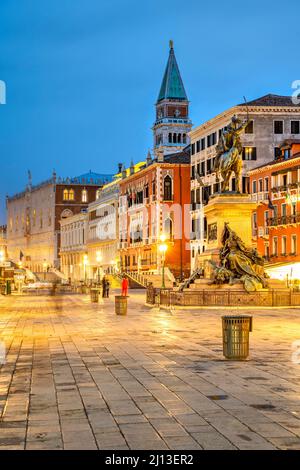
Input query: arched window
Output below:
<box><xmin>183</xmin><ymin>133</ymin><xmax>186</xmax><ymax>144</ymax></box>
<box><xmin>61</xmin><ymin>209</ymin><xmax>73</xmax><ymax>219</ymax></box>
<box><xmin>164</xmin><ymin>217</ymin><xmax>173</xmax><ymax>240</ymax></box>
<box><xmin>168</xmin><ymin>133</ymin><xmax>172</xmax><ymax>143</ymax></box>
<box><xmin>82</xmin><ymin>189</ymin><xmax>88</xmax><ymax>203</ymax></box>
<box><xmin>163</xmin><ymin>175</ymin><xmax>173</xmax><ymax>201</ymax></box>
<box><xmin>69</xmin><ymin>189</ymin><xmax>75</xmax><ymax>201</ymax></box>
<box><xmin>135</xmin><ymin>224</ymin><xmax>142</xmax><ymax>242</ymax></box>
<box><xmin>63</xmin><ymin>189</ymin><xmax>69</xmax><ymax>200</ymax></box>
<box><xmin>178</xmin><ymin>133</ymin><xmax>181</xmax><ymax>143</ymax></box>
<box><xmin>173</xmin><ymin>133</ymin><xmax>177</xmax><ymax>144</ymax></box>
<box><xmin>96</xmin><ymin>189</ymin><xmax>101</xmax><ymax>200</ymax></box>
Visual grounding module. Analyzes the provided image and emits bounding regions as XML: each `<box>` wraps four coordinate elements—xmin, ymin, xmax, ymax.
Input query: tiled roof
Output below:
<box><xmin>70</xmin><ymin>171</ymin><xmax>114</xmax><ymax>185</ymax></box>
<box><xmin>163</xmin><ymin>146</ymin><xmax>190</xmax><ymax>164</ymax></box>
<box><xmin>238</xmin><ymin>94</ymin><xmax>300</xmax><ymax>107</ymax></box>
<box><xmin>249</xmin><ymin>153</ymin><xmax>300</xmax><ymax>172</ymax></box>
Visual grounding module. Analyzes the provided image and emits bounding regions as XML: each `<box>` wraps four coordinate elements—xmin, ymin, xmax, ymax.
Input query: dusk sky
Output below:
<box><xmin>0</xmin><ymin>0</ymin><xmax>299</xmax><ymax>223</ymax></box>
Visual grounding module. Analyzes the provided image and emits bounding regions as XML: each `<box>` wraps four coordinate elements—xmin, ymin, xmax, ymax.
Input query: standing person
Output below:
<box><xmin>121</xmin><ymin>276</ymin><xmax>129</xmax><ymax>297</ymax></box>
<box><xmin>102</xmin><ymin>276</ymin><xmax>107</xmax><ymax>298</ymax></box>
<box><xmin>105</xmin><ymin>278</ymin><xmax>110</xmax><ymax>298</ymax></box>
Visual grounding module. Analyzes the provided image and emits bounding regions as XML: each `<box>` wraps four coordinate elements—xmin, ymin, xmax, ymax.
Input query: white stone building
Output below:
<box><xmin>60</xmin><ymin>212</ymin><xmax>88</xmax><ymax>282</ymax></box>
<box><xmin>86</xmin><ymin>177</ymin><xmax>120</xmax><ymax>280</ymax></box>
<box><xmin>189</xmin><ymin>94</ymin><xmax>300</xmax><ymax>271</ymax></box>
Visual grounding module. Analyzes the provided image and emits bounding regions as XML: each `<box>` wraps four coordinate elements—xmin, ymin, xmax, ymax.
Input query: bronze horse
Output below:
<box><xmin>214</xmin><ymin>116</ymin><xmax>249</xmax><ymax>193</ymax></box>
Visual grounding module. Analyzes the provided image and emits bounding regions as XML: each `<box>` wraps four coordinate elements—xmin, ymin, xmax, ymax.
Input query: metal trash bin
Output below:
<box><xmin>115</xmin><ymin>295</ymin><xmax>127</xmax><ymax>315</ymax></box>
<box><xmin>90</xmin><ymin>288</ymin><xmax>99</xmax><ymax>303</ymax></box>
<box><xmin>222</xmin><ymin>315</ymin><xmax>253</xmax><ymax>360</ymax></box>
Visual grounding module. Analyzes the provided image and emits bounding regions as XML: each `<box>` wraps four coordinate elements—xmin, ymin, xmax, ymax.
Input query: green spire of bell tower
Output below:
<box><xmin>153</xmin><ymin>41</ymin><xmax>192</xmax><ymax>157</ymax></box>
<box><xmin>157</xmin><ymin>40</ymin><xmax>188</xmax><ymax>103</ymax></box>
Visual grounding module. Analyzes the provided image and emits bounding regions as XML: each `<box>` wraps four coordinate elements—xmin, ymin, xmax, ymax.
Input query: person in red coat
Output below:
<box><xmin>121</xmin><ymin>276</ymin><xmax>129</xmax><ymax>297</ymax></box>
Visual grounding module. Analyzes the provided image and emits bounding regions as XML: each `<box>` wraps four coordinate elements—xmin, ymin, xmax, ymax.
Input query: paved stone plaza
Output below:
<box><xmin>1</xmin><ymin>290</ymin><xmax>300</xmax><ymax>450</ymax></box>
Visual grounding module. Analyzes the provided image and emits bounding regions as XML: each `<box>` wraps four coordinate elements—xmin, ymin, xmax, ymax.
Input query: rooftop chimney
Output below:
<box><xmin>156</xmin><ymin>148</ymin><xmax>164</xmax><ymax>163</ymax></box>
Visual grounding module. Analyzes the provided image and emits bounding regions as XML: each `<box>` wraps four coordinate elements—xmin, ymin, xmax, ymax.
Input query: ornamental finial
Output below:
<box><xmin>169</xmin><ymin>39</ymin><xmax>174</xmax><ymax>49</ymax></box>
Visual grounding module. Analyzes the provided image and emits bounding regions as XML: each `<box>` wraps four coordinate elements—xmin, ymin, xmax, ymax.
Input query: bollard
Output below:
<box><xmin>222</xmin><ymin>315</ymin><xmax>252</xmax><ymax>360</ymax></box>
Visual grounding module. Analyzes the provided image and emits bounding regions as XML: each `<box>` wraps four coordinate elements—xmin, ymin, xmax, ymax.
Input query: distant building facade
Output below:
<box><xmin>249</xmin><ymin>140</ymin><xmax>300</xmax><ymax>282</ymax></box>
<box><xmin>6</xmin><ymin>171</ymin><xmax>112</xmax><ymax>272</ymax></box>
<box><xmin>86</xmin><ymin>175</ymin><xmax>120</xmax><ymax>280</ymax></box>
<box><xmin>190</xmin><ymin>94</ymin><xmax>300</xmax><ymax>271</ymax></box>
<box><xmin>60</xmin><ymin>212</ymin><xmax>88</xmax><ymax>282</ymax></box>
<box><xmin>0</xmin><ymin>225</ymin><xmax>7</xmax><ymax>260</ymax></box>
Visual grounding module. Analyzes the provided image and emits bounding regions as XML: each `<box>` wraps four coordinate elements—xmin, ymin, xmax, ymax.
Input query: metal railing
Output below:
<box><xmin>267</xmin><ymin>213</ymin><xmax>300</xmax><ymax>227</ymax></box>
<box><xmin>146</xmin><ymin>286</ymin><xmax>300</xmax><ymax>307</ymax></box>
<box><xmin>123</xmin><ymin>270</ymin><xmax>148</xmax><ymax>288</ymax></box>
<box><xmin>271</xmin><ymin>183</ymin><xmax>299</xmax><ymax>192</ymax></box>
<box><xmin>251</xmin><ymin>192</ymin><xmax>269</xmax><ymax>202</ymax></box>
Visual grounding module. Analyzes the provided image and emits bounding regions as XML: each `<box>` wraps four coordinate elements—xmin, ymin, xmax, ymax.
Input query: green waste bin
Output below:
<box><xmin>222</xmin><ymin>315</ymin><xmax>252</xmax><ymax>360</ymax></box>
<box><xmin>90</xmin><ymin>288</ymin><xmax>99</xmax><ymax>303</ymax></box>
<box><xmin>115</xmin><ymin>296</ymin><xmax>127</xmax><ymax>315</ymax></box>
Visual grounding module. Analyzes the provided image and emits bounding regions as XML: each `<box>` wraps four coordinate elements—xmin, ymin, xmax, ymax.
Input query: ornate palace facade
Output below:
<box><xmin>6</xmin><ymin>171</ymin><xmax>112</xmax><ymax>272</ymax></box>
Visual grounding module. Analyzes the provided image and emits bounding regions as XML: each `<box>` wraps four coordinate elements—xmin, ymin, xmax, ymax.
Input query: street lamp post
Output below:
<box><xmin>159</xmin><ymin>234</ymin><xmax>168</xmax><ymax>289</ymax></box>
<box><xmin>96</xmin><ymin>251</ymin><xmax>102</xmax><ymax>285</ymax></box>
<box><xmin>43</xmin><ymin>260</ymin><xmax>48</xmax><ymax>281</ymax></box>
<box><xmin>83</xmin><ymin>254</ymin><xmax>88</xmax><ymax>285</ymax></box>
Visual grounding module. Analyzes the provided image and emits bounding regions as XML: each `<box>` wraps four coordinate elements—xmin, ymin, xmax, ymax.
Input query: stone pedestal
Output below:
<box><xmin>197</xmin><ymin>193</ymin><xmax>257</xmax><ymax>278</ymax></box>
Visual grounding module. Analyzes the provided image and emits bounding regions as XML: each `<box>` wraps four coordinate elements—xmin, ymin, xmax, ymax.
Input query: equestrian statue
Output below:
<box><xmin>214</xmin><ymin>115</ymin><xmax>249</xmax><ymax>193</ymax></box>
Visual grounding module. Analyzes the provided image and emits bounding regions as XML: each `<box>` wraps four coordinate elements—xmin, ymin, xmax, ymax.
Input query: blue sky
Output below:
<box><xmin>0</xmin><ymin>0</ymin><xmax>299</xmax><ymax>223</ymax></box>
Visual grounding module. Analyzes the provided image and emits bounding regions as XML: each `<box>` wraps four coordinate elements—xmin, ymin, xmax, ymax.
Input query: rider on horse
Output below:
<box><xmin>214</xmin><ymin>115</ymin><xmax>249</xmax><ymax>193</ymax></box>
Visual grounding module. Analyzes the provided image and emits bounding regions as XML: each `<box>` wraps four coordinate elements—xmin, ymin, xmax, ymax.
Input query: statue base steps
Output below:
<box><xmin>184</xmin><ymin>277</ymin><xmax>286</xmax><ymax>292</ymax></box>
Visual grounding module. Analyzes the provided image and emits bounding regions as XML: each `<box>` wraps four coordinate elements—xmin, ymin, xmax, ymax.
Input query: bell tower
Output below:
<box><xmin>153</xmin><ymin>41</ymin><xmax>192</xmax><ymax>156</ymax></box>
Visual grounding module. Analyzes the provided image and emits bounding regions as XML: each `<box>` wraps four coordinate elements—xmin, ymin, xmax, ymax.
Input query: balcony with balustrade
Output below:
<box><xmin>250</xmin><ymin>192</ymin><xmax>269</xmax><ymax>203</ymax></box>
<box><xmin>267</xmin><ymin>212</ymin><xmax>300</xmax><ymax>227</ymax></box>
